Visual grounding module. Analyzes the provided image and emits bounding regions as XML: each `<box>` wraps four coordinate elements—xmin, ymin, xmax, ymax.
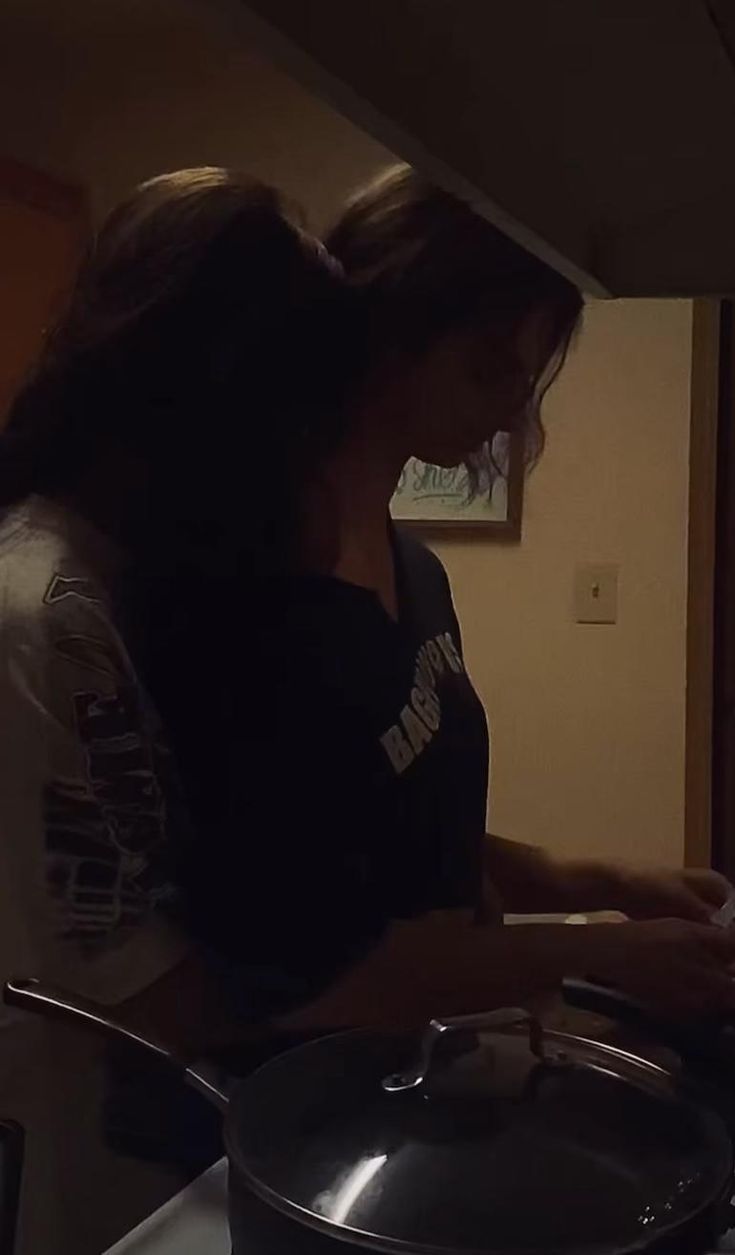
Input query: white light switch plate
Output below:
<box><xmin>573</xmin><ymin>563</ymin><xmax>618</xmax><ymax>624</ymax></box>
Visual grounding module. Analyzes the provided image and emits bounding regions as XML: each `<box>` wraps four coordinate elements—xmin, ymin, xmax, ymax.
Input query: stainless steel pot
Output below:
<box><xmin>6</xmin><ymin>977</ymin><xmax>735</xmax><ymax>1255</ymax></box>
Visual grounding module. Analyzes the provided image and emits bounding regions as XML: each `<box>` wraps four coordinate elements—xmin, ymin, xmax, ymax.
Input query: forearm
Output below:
<box><xmin>484</xmin><ymin>835</ymin><xmax>621</xmax><ymax>914</ymax></box>
<box><xmin>280</xmin><ymin>910</ymin><xmax>596</xmax><ymax>1032</ymax></box>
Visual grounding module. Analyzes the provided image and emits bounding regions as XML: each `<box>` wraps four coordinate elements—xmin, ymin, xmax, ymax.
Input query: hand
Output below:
<box><xmin>483</xmin><ymin>838</ymin><xmax>732</xmax><ymax>921</ymax></box>
<box><xmin>584</xmin><ymin>918</ymin><xmax>735</xmax><ymax>1018</ymax></box>
<box><xmin>609</xmin><ymin>865</ymin><xmax>732</xmax><ymax>924</ymax></box>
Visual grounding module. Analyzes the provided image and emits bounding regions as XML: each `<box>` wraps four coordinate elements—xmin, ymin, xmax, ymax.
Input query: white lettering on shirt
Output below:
<box><xmin>380</xmin><ymin>725</ymin><xmax>415</xmax><ymax>774</ymax></box>
<box><xmin>411</xmin><ymin>685</ymin><xmax>440</xmax><ymax>732</ymax></box>
<box><xmin>400</xmin><ymin>704</ymin><xmax>433</xmax><ymax>754</ymax></box>
<box><xmin>438</xmin><ymin>631</ymin><xmax>463</xmax><ymax>674</ymax></box>
<box><xmin>379</xmin><ymin>631</ymin><xmax>464</xmax><ymax>775</ymax></box>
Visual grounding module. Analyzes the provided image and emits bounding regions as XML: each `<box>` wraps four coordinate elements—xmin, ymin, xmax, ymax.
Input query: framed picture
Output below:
<box><xmin>390</xmin><ymin>432</ymin><xmax>524</xmax><ymax>537</ymax></box>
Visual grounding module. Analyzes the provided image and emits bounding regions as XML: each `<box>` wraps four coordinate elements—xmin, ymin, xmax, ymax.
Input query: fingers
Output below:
<box><xmin>635</xmin><ymin>947</ymin><xmax>735</xmax><ymax>1017</ymax></box>
<box><xmin>698</xmin><ymin>923</ymin><xmax>735</xmax><ymax>959</ymax></box>
<box><xmin>652</xmin><ymin>979</ymin><xmax>735</xmax><ymax>1019</ymax></box>
<box><xmin>587</xmin><ymin>918</ymin><xmax>735</xmax><ymax>1019</ymax></box>
<box><xmin>675</xmin><ymin>893</ymin><xmax>716</xmax><ymax>924</ymax></box>
<box><xmin>658</xmin><ymin>889</ymin><xmax>716</xmax><ymax>925</ymax></box>
<box><xmin>686</xmin><ymin>869</ymin><xmax>732</xmax><ymax>910</ymax></box>
<box><xmin>679</xmin><ymin>966</ymin><xmax>735</xmax><ymax>1016</ymax></box>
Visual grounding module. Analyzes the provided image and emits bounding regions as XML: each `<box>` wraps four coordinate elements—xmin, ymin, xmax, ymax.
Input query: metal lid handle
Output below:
<box><xmin>382</xmin><ymin>1007</ymin><xmax>542</xmax><ymax>1093</ymax></box>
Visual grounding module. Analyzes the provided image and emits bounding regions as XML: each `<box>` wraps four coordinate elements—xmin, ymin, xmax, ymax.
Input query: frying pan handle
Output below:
<box><xmin>563</xmin><ymin>980</ymin><xmax>658</xmax><ymax>1029</ymax></box>
<box><xmin>4</xmin><ymin>978</ymin><xmax>229</xmax><ymax>1111</ymax></box>
<box><xmin>562</xmin><ymin>978</ymin><xmax>724</xmax><ymax>1058</ymax></box>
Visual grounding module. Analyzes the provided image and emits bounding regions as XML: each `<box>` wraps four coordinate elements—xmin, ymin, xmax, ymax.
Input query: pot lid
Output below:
<box><xmin>227</xmin><ymin>1009</ymin><xmax>732</xmax><ymax>1255</ymax></box>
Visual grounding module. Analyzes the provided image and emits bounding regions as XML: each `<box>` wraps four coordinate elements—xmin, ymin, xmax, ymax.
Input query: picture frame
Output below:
<box><xmin>390</xmin><ymin>431</ymin><xmax>524</xmax><ymax>538</ymax></box>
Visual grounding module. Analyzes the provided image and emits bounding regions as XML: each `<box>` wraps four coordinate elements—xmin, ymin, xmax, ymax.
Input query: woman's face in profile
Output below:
<box><xmin>394</xmin><ymin>306</ymin><xmax>557</xmax><ymax>469</ymax></box>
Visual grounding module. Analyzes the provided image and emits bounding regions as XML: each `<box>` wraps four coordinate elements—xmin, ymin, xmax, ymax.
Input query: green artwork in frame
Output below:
<box><xmin>390</xmin><ymin>432</ymin><xmax>524</xmax><ymax>537</ymax></box>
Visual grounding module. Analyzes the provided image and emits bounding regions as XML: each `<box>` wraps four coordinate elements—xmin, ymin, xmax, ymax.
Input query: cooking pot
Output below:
<box><xmin>6</xmin><ymin>977</ymin><xmax>735</xmax><ymax>1255</ymax></box>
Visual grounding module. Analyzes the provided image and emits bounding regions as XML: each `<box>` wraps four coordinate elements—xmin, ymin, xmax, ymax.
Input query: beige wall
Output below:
<box><xmin>438</xmin><ymin>298</ymin><xmax>692</xmax><ymax>866</ymax></box>
<box><xmin>0</xmin><ymin>0</ymin><xmax>390</xmax><ymax>223</ymax></box>
<box><xmin>0</xmin><ymin>0</ymin><xmax>693</xmax><ymax>868</ymax></box>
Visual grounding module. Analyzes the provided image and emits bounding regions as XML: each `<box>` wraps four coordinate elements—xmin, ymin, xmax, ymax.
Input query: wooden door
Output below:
<box><xmin>0</xmin><ymin>159</ymin><xmax>87</xmax><ymax>421</ymax></box>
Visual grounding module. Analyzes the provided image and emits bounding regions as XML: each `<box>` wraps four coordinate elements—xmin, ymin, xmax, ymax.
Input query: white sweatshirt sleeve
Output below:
<box><xmin>0</xmin><ymin>519</ymin><xmax>188</xmax><ymax>1005</ymax></box>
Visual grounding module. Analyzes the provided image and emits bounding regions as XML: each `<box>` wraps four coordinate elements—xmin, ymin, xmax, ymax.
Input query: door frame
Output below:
<box><xmin>0</xmin><ymin>156</ymin><xmax>87</xmax><ymax>223</ymax></box>
<box><xmin>0</xmin><ymin>157</ymin><xmax>88</xmax><ymax>420</ymax></box>
<box><xmin>685</xmin><ymin>300</ymin><xmax>720</xmax><ymax>866</ymax></box>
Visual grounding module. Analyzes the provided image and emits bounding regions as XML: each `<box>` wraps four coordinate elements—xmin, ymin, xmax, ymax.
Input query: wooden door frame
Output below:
<box><xmin>685</xmin><ymin>299</ymin><xmax>722</xmax><ymax>866</ymax></box>
<box><xmin>0</xmin><ymin>157</ymin><xmax>89</xmax><ymax>421</ymax></box>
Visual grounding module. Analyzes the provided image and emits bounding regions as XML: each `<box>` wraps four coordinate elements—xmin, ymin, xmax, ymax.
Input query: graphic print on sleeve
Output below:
<box><xmin>42</xmin><ymin>576</ymin><xmax>177</xmax><ymax>953</ymax></box>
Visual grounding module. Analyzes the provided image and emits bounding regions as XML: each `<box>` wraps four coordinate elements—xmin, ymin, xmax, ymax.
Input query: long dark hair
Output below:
<box><xmin>326</xmin><ymin>165</ymin><xmax>583</xmax><ymax>476</ymax></box>
<box><xmin>2</xmin><ymin>164</ymin><xmax>581</xmax><ymax>567</ymax></box>
<box><xmin>1</xmin><ymin>167</ymin><xmax>358</xmax><ymax>569</ymax></box>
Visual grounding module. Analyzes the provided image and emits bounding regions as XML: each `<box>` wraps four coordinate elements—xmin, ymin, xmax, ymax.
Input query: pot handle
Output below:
<box><xmin>562</xmin><ymin>978</ymin><xmax>725</xmax><ymax>1059</ymax></box>
<box><xmin>4</xmin><ymin>978</ymin><xmax>229</xmax><ymax>1111</ymax></box>
<box><xmin>382</xmin><ymin>1007</ymin><xmax>543</xmax><ymax>1093</ymax></box>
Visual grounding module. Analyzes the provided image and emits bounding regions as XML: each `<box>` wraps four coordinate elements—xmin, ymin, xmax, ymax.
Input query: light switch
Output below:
<box><xmin>573</xmin><ymin>564</ymin><xmax>618</xmax><ymax>624</ymax></box>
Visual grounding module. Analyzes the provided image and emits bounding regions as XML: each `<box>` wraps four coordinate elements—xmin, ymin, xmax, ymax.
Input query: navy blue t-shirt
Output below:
<box><xmin>158</xmin><ymin>531</ymin><xmax>489</xmax><ymax>1016</ymax></box>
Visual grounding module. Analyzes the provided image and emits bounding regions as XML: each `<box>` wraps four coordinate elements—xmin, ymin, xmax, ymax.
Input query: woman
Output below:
<box><xmin>1</xmin><ymin>164</ymin><xmax>732</xmax><ymax>1044</ymax></box>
